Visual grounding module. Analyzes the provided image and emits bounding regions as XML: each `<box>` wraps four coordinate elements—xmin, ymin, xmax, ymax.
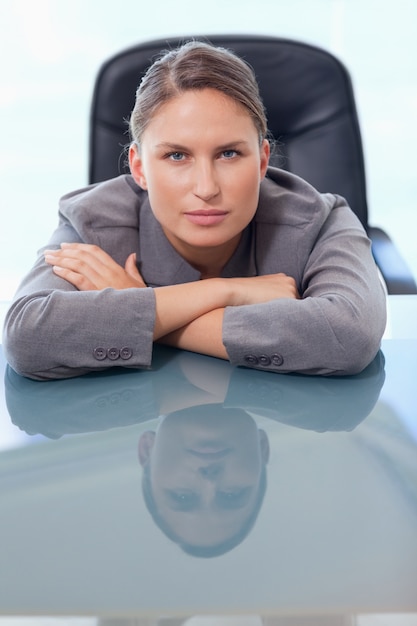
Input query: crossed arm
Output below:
<box><xmin>43</xmin><ymin>242</ymin><xmax>299</xmax><ymax>359</ymax></box>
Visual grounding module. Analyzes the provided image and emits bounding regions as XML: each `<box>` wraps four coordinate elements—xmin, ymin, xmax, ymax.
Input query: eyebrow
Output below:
<box><xmin>154</xmin><ymin>140</ymin><xmax>250</xmax><ymax>152</ymax></box>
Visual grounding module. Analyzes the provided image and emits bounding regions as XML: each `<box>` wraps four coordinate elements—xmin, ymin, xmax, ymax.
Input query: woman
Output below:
<box><xmin>2</xmin><ymin>41</ymin><xmax>386</xmax><ymax>380</ymax></box>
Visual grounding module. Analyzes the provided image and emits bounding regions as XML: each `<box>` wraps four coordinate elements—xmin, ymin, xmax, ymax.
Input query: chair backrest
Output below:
<box><xmin>89</xmin><ymin>34</ymin><xmax>369</xmax><ymax>228</ymax></box>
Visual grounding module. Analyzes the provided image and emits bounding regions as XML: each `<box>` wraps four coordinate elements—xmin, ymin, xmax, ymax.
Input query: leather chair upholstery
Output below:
<box><xmin>89</xmin><ymin>34</ymin><xmax>417</xmax><ymax>294</ymax></box>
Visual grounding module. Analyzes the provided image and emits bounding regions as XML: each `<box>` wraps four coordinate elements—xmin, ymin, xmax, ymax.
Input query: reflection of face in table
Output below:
<box><xmin>138</xmin><ymin>405</ymin><xmax>269</xmax><ymax>557</ymax></box>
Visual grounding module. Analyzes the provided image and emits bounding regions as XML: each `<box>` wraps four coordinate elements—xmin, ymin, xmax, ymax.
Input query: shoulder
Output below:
<box><xmin>257</xmin><ymin>167</ymin><xmax>345</xmax><ymax>227</ymax></box>
<box><xmin>58</xmin><ymin>175</ymin><xmax>146</xmax><ymax>231</ymax></box>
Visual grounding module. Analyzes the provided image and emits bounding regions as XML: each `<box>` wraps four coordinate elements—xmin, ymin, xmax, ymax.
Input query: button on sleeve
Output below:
<box><xmin>93</xmin><ymin>347</ymin><xmax>107</xmax><ymax>361</ymax></box>
<box><xmin>258</xmin><ymin>355</ymin><xmax>271</xmax><ymax>366</ymax></box>
<box><xmin>107</xmin><ymin>348</ymin><xmax>120</xmax><ymax>360</ymax></box>
<box><xmin>244</xmin><ymin>354</ymin><xmax>259</xmax><ymax>366</ymax></box>
<box><xmin>271</xmin><ymin>353</ymin><xmax>284</xmax><ymax>366</ymax></box>
<box><xmin>120</xmin><ymin>347</ymin><xmax>133</xmax><ymax>360</ymax></box>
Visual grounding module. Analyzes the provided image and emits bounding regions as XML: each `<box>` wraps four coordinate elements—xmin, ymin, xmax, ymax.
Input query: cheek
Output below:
<box><xmin>146</xmin><ymin>169</ymin><xmax>187</xmax><ymax>208</ymax></box>
<box><xmin>233</xmin><ymin>180</ymin><xmax>261</xmax><ymax>223</ymax></box>
<box><xmin>151</xmin><ymin>451</ymin><xmax>183</xmax><ymax>477</ymax></box>
<box><xmin>226</xmin><ymin>162</ymin><xmax>262</xmax><ymax>201</ymax></box>
<box><xmin>145</xmin><ymin>179</ymin><xmax>174</xmax><ymax>222</ymax></box>
<box><xmin>245</xmin><ymin>166</ymin><xmax>263</xmax><ymax>194</ymax></box>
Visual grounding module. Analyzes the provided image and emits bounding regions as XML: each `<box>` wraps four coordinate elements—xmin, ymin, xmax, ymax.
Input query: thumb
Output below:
<box><xmin>125</xmin><ymin>252</ymin><xmax>141</xmax><ymax>278</ymax></box>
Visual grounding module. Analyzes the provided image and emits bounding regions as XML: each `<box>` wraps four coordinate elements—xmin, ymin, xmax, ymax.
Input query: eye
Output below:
<box><xmin>221</xmin><ymin>149</ymin><xmax>239</xmax><ymax>159</ymax></box>
<box><xmin>217</xmin><ymin>487</ymin><xmax>251</xmax><ymax>509</ymax></box>
<box><xmin>167</xmin><ymin>151</ymin><xmax>186</xmax><ymax>161</ymax></box>
<box><xmin>166</xmin><ymin>490</ymin><xmax>199</xmax><ymax>511</ymax></box>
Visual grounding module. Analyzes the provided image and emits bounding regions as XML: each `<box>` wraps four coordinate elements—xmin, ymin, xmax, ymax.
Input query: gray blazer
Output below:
<box><xmin>2</xmin><ymin>167</ymin><xmax>387</xmax><ymax>379</ymax></box>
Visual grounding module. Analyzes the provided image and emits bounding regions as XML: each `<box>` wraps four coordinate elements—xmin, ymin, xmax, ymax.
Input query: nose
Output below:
<box><xmin>193</xmin><ymin>160</ymin><xmax>220</xmax><ymax>201</ymax></box>
<box><xmin>199</xmin><ymin>462</ymin><xmax>223</xmax><ymax>480</ymax></box>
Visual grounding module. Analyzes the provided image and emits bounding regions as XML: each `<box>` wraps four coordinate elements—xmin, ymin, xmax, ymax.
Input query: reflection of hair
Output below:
<box><xmin>129</xmin><ymin>40</ymin><xmax>268</xmax><ymax>145</ymax></box>
<box><xmin>142</xmin><ymin>462</ymin><xmax>267</xmax><ymax>558</ymax></box>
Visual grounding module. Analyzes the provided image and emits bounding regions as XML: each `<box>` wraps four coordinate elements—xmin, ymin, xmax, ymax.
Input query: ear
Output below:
<box><xmin>129</xmin><ymin>143</ymin><xmax>148</xmax><ymax>190</ymax></box>
<box><xmin>259</xmin><ymin>138</ymin><xmax>270</xmax><ymax>180</ymax></box>
<box><xmin>138</xmin><ymin>430</ymin><xmax>156</xmax><ymax>466</ymax></box>
<box><xmin>258</xmin><ymin>428</ymin><xmax>270</xmax><ymax>464</ymax></box>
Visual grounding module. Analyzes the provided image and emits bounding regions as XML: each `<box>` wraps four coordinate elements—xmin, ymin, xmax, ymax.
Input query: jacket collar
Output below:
<box><xmin>138</xmin><ymin>197</ymin><xmax>256</xmax><ymax>287</ymax></box>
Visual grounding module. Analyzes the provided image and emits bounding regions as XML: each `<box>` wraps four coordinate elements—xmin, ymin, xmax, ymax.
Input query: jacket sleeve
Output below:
<box><xmin>222</xmin><ymin>196</ymin><xmax>387</xmax><ymax>376</ymax></box>
<box><xmin>2</xmin><ymin>221</ymin><xmax>157</xmax><ymax>380</ymax></box>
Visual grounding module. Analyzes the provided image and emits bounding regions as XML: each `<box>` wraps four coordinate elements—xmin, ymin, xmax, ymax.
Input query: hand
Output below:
<box><xmin>152</xmin><ymin>272</ymin><xmax>299</xmax><ymax>349</ymax></box>
<box><xmin>227</xmin><ymin>273</ymin><xmax>300</xmax><ymax>305</ymax></box>
<box><xmin>44</xmin><ymin>243</ymin><xmax>147</xmax><ymax>290</ymax></box>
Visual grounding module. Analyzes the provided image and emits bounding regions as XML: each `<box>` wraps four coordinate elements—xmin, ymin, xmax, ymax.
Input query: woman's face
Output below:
<box><xmin>129</xmin><ymin>88</ymin><xmax>270</xmax><ymax>269</ymax></box>
<box><xmin>139</xmin><ymin>409</ymin><xmax>269</xmax><ymax>547</ymax></box>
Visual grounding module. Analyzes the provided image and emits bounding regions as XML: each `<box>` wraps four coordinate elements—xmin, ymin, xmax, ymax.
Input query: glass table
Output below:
<box><xmin>0</xmin><ymin>296</ymin><xmax>416</xmax><ymax>626</ymax></box>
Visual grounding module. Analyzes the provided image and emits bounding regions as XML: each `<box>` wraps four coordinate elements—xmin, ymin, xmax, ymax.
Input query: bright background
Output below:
<box><xmin>1</xmin><ymin>0</ymin><xmax>417</xmax><ymax>299</ymax></box>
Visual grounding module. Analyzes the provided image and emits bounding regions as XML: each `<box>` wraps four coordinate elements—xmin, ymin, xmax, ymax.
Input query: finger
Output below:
<box><xmin>44</xmin><ymin>246</ymin><xmax>144</xmax><ymax>290</ymax></box>
<box><xmin>46</xmin><ymin>243</ymin><xmax>117</xmax><ymax>271</ymax></box>
<box><xmin>60</xmin><ymin>242</ymin><xmax>102</xmax><ymax>252</ymax></box>
<box><xmin>124</xmin><ymin>253</ymin><xmax>139</xmax><ymax>276</ymax></box>
<box><xmin>44</xmin><ymin>243</ymin><xmax>96</xmax><ymax>256</ymax></box>
<box><xmin>124</xmin><ymin>253</ymin><xmax>145</xmax><ymax>285</ymax></box>
<box><xmin>51</xmin><ymin>265</ymin><xmax>98</xmax><ymax>290</ymax></box>
<box><xmin>44</xmin><ymin>252</ymin><xmax>107</xmax><ymax>289</ymax></box>
<box><xmin>44</xmin><ymin>245</ymin><xmax>123</xmax><ymax>288</ymax></box>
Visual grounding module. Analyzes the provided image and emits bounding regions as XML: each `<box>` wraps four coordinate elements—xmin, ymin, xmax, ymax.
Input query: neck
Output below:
<box><xmin>164</xmin><ymin>232</ymin><xmax>242</xmax><ymax>279</ymax></box>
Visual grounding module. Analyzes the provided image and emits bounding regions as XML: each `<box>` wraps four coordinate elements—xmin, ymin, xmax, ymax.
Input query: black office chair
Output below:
<box><xmin>89</xmin><ymin>34</ymin><xmax>417</xmax><ymax>294</ymax></box>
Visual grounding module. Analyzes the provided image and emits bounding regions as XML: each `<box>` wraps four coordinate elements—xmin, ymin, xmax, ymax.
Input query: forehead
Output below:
<box><xmin>144</xmin><ymin>88</ymin><xmax>258</xmax><ymax>140</ymax></box>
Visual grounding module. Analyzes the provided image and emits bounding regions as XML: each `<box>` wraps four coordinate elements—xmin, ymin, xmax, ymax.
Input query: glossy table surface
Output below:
<box><xmin>0</xmin><ymin>296</ymin><xmax>416</xmax><ymax>624</ymax></box>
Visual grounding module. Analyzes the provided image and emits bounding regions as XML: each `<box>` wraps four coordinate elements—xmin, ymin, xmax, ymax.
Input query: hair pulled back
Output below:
<box><xmin>129</xmin><ymin>40</ymin><xmax>268</xmax><ymax>145</ymax></box>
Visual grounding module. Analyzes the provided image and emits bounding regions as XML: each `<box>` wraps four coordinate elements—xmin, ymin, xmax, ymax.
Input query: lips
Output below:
<box><xmin>184</xmin><ymin>210</ymin><xmax>228</xmax><ymax>226</ymax></box>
